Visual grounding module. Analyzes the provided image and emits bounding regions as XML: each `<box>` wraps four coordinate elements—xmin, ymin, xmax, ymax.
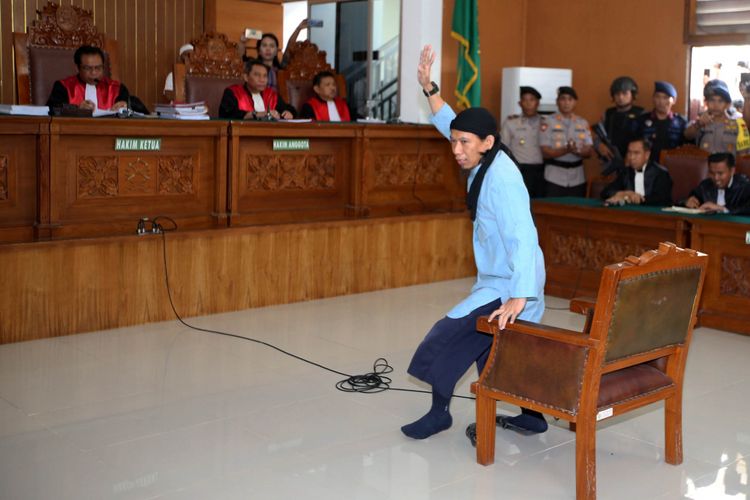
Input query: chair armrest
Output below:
<box><xmin>477</xmin><ymin>316</ymin><xmax>596</xmax><ymax>348</ymax></box>
<box><xmin>569</xmin><ymin>296</ymin><xmax>596</xmax><ymax>315</ymax></box>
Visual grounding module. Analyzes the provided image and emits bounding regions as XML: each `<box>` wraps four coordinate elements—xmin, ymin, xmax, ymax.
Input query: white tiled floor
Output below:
<box><xmin>1</xmin><ymin>278</ymin><xmax>749</xmax><ymax>499</ymax></box>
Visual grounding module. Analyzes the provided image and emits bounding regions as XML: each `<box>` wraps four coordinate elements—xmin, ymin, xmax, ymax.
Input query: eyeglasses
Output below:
<box><xmin>80</xmin><ymin>65</ymin><xmax>104</xmax><ymax>71</ymax></box>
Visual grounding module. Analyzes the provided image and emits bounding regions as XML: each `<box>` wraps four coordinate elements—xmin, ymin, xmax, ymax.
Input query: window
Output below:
<box><xmin>685</xmin><ymin>0</ymin><xmax>750</xmax><ymax>45</ymax></box>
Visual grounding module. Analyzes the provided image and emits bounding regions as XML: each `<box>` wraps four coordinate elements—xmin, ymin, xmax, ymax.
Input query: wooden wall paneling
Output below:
<box><xmin>0</xmin><ymin>213</ymin><xmax>476</xmax><ymax>343</ymax></box>
<box><xmin>0</xmin><ymin>0</ymin><xmax>204</xmax><ymax>109</ymax></box>
<box><xmin>210</xmin><ymin>0</ymin><xmax>283</xmax><ymax>58</ymax></box>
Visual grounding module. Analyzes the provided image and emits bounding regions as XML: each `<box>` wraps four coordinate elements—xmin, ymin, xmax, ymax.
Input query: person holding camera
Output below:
<box><xmin>539</xmin><ymin>87</ymin><xmax>593</xmax><ymax>197</ymax></box>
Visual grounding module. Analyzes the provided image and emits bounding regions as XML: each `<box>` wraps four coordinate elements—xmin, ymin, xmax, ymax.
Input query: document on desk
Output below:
<box><xmin>282</xmin><ymin>119</ymin><xmax>312</xmax><ymax>123</ymax></box>
<box><xmin>357</xmin><ymin>118</ymin><xmax>386</xmax><ymax>124</ymax></box>
<box><xmin>92</xmin><ymin>110</ymin><xmax>117</xmax><ymax>117</ymax></box>
<box><xmin>0</xmin><ymin>104</ymin><xmax>50</xmax><ymax>116</ymax></box>
<box><xmin>662</xmin><ymin>206</ymin><xmax>706</xmax><ymax>215</ymax></box>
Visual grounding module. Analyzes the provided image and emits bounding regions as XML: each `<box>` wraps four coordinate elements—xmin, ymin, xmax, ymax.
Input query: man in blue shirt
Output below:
<box><xmin>401</xmin><ymin>45</ymin><xmax>546</xmax><ymax>440</ymax></box>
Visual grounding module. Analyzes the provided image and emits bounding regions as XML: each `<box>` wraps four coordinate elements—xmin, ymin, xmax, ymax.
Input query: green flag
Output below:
<box><xmin>451</xmin><ymin>0</ymin><xmax>481</xmax><ymax>109</ymax></box>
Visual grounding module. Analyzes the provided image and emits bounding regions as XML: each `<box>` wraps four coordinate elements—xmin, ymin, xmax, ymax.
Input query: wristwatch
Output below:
<box><xmin>423</xmin><ymin>82</ymin><xmax>439</xmax><ymax>97</ymax></box>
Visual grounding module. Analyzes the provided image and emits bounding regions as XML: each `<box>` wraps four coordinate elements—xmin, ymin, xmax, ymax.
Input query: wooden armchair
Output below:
<box><xmin>472</xmin><ymin>242</ymin><xmax>707</xmax><ymax>500</ymax></box>
<box><xmin>277</xmin><ymin>40</ymin><xmax>347</xmax><ymax>114</ymax></box>
<box><xmin>175</xmin><ymin>32</ymin><xmax>244</xmax><ymax>118</ymax></box>
<box><xmin>13</xmin><ymin>1</ymin><xmax>119</xmax><ymax>105</ymax></box>
<box><xmin>659</xmin><ymin>145</ymin><xmax>709</xmax><ymax>204</ymax></box>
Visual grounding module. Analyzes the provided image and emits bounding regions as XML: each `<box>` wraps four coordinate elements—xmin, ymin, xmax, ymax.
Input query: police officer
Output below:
<box><xmin>540</xmin><ymin>86</ymin><xmax>593</xmax><ymax>197</ymax></box>
<box><xmin>684</xmin><ymin>79</ymin><xmax>750</xmax><ymax>155</ymax></box>
<box><xmin>594</xmin><ymin>76</ymin><xmax>644</xmax><ymax>175</ymax></box>
<box><xmin>636</xmin><ymin>81</ymin><xmax>686</xmax><ymax>163</ymax></box>
<box><xmin>500</xmin><ymin>86</ymin><xmax>545</xmax><ymax>197</ymax></box>
<box><xmin>595</xmin><ymin>76</ymin><xmax>644</xmax><ymax>171</ymax></box>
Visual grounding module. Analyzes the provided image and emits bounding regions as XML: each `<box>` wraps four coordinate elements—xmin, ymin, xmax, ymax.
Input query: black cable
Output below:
<box><xmin>155</xmin><ymin>225</ymin><xmax>475</xmax><ymax>400</ymax></box>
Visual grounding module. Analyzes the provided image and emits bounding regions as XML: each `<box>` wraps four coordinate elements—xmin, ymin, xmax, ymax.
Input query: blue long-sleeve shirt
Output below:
<box><xmin>431</xmin><ymin>104</ymin><xmax>546</xmax><ymax>321</ymax></box>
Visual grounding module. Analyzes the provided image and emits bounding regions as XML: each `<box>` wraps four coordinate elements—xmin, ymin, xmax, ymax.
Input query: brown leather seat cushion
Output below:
<box><xmin>598</xmin><ymin>363</ymin><xmax>673</xmax><ymax>408</ymax></box>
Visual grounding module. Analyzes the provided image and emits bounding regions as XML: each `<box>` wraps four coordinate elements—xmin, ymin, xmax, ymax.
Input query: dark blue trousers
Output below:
<box><xmin>406</xmin><ymin>298</ymin><xmax>502</xmax><ymax>399</ymax></box>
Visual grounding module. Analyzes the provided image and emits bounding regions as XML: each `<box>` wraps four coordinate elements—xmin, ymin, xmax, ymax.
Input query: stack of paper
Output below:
<box><xmin>0</xmin><ymin>104</ymin><xmax>50</xmax><ymax>116</ymax></box>
<box><xmin>155</xmin><ymin>102</ymin><xmax>209</xmax><ymax>120</ymax></box>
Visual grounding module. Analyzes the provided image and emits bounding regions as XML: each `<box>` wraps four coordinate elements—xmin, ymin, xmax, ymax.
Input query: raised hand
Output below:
<box><xmin>417</xmin><ymin>45</ymin><xmax>435</xmax><ymax>90</ymax></box>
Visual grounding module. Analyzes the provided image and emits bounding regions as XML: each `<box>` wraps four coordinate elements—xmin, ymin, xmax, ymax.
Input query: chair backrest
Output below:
<box><xmin>737</xmin><ymin>154</ymin><xmax>750</xmax><ymax>177</ymax></box>
<box><xmin>589</xmin><ymin>242</ymin><xmax>707</xmax><ymax>366</ymax></box>
<box><xmin>660</xmin><ymin>145</ymin><xmax>709</xmax><ymax>204</ymax></box>
<box><xmin>13</xmin><ymin>2</ymin><xmax>119</xmax><ymax>105</ymax></box>
<box><xmin>180</xmin><ymin>32</ymin><xmax>244</xmax><ymax>118</ymax></box>
<box><xmin>277</xmin><ymin>40</ymin><xmax>347</xmax><ymax>114</ymax></box>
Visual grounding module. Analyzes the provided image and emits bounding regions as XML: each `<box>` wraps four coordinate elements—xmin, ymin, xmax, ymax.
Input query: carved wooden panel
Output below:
<box><xmin>187</xmin><ymin>32</ymin><xmax>243</xmax><ymax>78</ymax></box>
<box><xmin>720</xmin><ymin>255</ymin><xmax>750</xmax><ymax>298</ymax></box>
<box><xmin>77</xmin><ymin>154</ymin><xmax>194</xmax><ymax>198</ymax></box>
<box><xmin>27</xmin><ymin>2</ymin><xmax>105</xmax><ymax>48</ymax></box>
<box><xmin>77</xmin><ymin>156</ymin><xmax>118</xmax><ymax>198</ymax></box>
<box><xmin>374</xmin><ymin>153</ymin><xmax>444</xmax><ymax>188</ymax></box>
<box><xmin>0</xmin><ymin>155</ymin><xmax>8</xmax><ymax>201</ymax></box>
<box><xmin>549</xmin><ymin>232</ymin><xmax>650</xmax><ymax>270</ymax></box>
<box><xmin>119</xmin><ymin>156</ymin><xmax>156</xmax><ymax>196</ymax></box>
<box><xmin>245</xmin><ymin>154</ymin><xmax>336</xmax><ymax>191</ymax></box>
<box><xmin>283</xmin><ymin>41</ymin><xmax>333</xmax><ymax>81</ymax></box>
<box><xmin>158</xmin><ymin>156</ymin><xmax>194</xmax><ymax>195</ymax></box>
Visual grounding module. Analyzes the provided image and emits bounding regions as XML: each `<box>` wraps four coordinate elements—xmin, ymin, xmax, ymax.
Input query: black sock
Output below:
<box><xmin>401</xmin><ymin>391</ymin><xmax>453</xmax><ymax>439</ymax></box>
<box><xmin>504</xmin><ymin>408</ymin><xmax>548</xmax><ymax>433</ymax></box>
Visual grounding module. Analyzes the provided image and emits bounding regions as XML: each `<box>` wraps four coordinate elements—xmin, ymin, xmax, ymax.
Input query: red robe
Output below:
<box><xmin>228</xmin><ymin>85</ymin><xmax>279</xmax><ymax>113</ymax></box>
<box><xmin>60</xmin><ymin>75</ymin><xmax>122</xmax><ymax>110</ymax></box>
<box><xmin>305</xmin><ymin>96</ymin><xmax>351</xmax><ymax>122</ymax></box>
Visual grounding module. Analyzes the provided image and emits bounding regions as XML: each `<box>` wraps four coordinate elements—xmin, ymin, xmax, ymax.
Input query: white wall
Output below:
<box><xmin>283</xmin><ymin>1</ymin><xmax>309</xmax><ymax>49</ymax></box>
<box><xmin>399</xmin><ymin>0</ymin><xmax>443</xmax><ymax>124</ymax></box>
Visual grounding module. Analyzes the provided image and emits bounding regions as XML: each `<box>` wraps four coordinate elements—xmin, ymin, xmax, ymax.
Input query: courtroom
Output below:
<box><xmin>1</xmin><ymin>1</ymin><xmax>749</xmax><ymax>499</ymax></box>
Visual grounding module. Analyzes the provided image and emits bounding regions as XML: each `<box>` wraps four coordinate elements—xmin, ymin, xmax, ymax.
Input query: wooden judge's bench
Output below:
<box><xmin>0</xmin><ymin>115</ymin><xmax>475</xmax><ymax>344</ymax></box>
<box><xmin>2</xmin><ymin>117</ymin><xmax>749</xmax><ymax>343</ymax></box>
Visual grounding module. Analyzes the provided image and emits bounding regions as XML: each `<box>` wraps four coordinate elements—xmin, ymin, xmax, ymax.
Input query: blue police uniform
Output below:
<box><xmin>637</xmin><ymin>111</ymin><xmax>687</xmax><ymax>163</ymax></box>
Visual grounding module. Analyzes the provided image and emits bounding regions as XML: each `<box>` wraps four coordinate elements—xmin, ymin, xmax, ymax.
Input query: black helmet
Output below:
<box><xmin>610</xmin><ymin>76</ymin><xmax>638</xmax><ymax>98</ymax></box>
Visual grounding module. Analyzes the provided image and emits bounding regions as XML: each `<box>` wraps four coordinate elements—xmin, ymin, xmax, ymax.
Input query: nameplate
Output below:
<box><xmin>273</xmin><ymin>139</ymin><xmax>309</xmax><ymax>151</ymax></box>
<box><xmin>114</xmin><ymin>138</ymin><xmax>162</xmax><ymax>151</ymax></box>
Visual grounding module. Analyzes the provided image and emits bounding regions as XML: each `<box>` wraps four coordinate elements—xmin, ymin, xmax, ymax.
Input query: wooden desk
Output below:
<box><xmin>532</xmin><ymin>198</ymin><xmax>690</xmax><ymax>298</ymax></box>
<box><xmin>533</xmin><ymin>198</ymin><xmax>750</xmax><ymax>336</ymax></box>
<box><xmin>691</xmin><ymin>217</ymin><xmax>750</xmax><ymax>335</ymax></box>
<box><xmin>0</xmin><ymin>117</ymin><xmax>48</xmax><ymax>243</ymax></box>
<box><xmin>228</xmin><ymin>121</ymin><xmax>462</xmax><ymax>226</ymax></box>
<box><xmin>48</xmin><ymin>117</ymin><xmax>229</xmax><ymax>239</ymax></box>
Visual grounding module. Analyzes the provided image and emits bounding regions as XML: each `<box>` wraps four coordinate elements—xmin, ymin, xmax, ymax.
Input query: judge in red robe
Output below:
<box><xmin>46</xmin><ymin>45</ymin><xmax>129</xmax><ymax>112</ymax></box>
<box><xmin>300</xmin><ymin>71</ymin><xmax>353</xmax><ymax>122</ymax></box>
<box><xmin>218</xmin><ymin>59</ymin><xmax>295</xmax><ymax>120</ymax></box>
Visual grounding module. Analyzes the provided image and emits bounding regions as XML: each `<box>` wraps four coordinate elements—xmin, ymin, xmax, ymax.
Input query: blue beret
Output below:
<box><xmin>704</xmin><ymin>79</ymin><xmax>731</xmax><ymax>103</ymax></box>
<box><xmin>654</xmin><ymin>81</ymin><xmax>677</xmax><ymax>99</ymax></box>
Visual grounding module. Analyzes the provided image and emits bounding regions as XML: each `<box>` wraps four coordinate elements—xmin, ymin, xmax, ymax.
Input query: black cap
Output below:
<box><xmin>449</xmin><ymin>107</ymin><xmax>498</xmax><ymax>138</ymax></box>
<box><xmin>520</xmin><ymin>86</ymin><xmax>541</xmax><ymax>99</ymax></box>
<box><xmin>557</xmin><ymin>86</ymin><xmax>578</xmax><ymax>100</ymax></box>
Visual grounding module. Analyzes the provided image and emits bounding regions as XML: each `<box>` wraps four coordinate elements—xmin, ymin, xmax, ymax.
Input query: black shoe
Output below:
<box><xmin>465</xmin><ymin>423</ymin><xmax>477</xmax><ymax>447</ymax></box>
<box><xmin>497</xmin><ymin>415</ymin><xmax>547</xmax><ymax>435</ymax></box>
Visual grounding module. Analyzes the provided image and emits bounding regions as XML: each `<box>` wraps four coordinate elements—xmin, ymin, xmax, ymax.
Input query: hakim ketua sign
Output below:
<box><xmin>114</xmin><ymin>138</ymin><xmax>162</xmax><ymax>151</ymax></box>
